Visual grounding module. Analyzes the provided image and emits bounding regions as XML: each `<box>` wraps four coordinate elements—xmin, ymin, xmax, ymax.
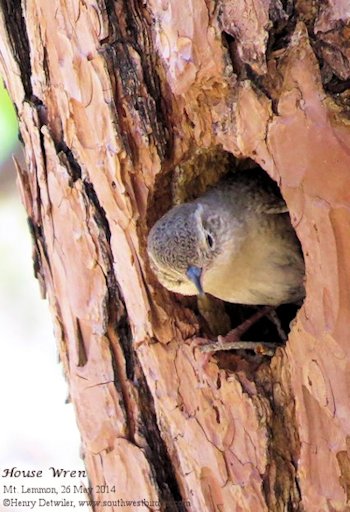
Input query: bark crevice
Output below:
<box><xmin>1</xmin><ymin>0</ymin><xmax>32</xmax><ymax>98</ymax></box>
<box><xmin>256</xmin><ymin>360</ymin><xmax>303</xmax><ymax>512</ymax></box>
<box><xmin>102</xmin><ymin>0</ymin><xmax>173</xmax><ymax>161</ymax></box>
<box><xmin>80</xmin><ymin>177</ymin><xmax>182</xmax><ymax>509</ymax></box>
<box><xmin>137</xmin><ymin>369</ymin><xmax>184</xmax><ymax>512</ymax></box>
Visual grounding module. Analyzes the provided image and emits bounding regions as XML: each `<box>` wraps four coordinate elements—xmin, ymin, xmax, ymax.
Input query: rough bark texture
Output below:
<box><xmin>1</xmin><ymin>1</ymin><xmax>350</xmax><ymax>511</ymax></box>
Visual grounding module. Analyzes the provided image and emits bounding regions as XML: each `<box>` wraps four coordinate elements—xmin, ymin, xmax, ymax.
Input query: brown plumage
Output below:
<box><xmin>148</xmin><ymin>169</ymin><xmax>305</xmax><ymax>307</ymax></box>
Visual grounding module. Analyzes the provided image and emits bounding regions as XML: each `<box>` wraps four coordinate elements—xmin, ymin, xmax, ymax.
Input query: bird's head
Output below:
<box><xmin>147</xmin><ymin>201</ymin><xmax>226</xmax><ymax>296</ymax></box>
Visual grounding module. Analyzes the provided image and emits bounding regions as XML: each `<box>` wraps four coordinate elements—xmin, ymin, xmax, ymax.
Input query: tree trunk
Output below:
<box><xmin>1</xmin><ymin>1</ymin><xmax>350</xmax><ymax>510</ymax></box>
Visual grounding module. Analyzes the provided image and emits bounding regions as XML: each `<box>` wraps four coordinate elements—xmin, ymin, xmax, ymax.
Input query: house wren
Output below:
<box><xmin>147</xmin><ymin>169</ymin><xmax>305</xmax><ymax>351</ymax></box>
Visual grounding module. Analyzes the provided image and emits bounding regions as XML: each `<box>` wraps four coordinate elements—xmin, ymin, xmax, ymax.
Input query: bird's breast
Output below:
<box><xmin>202</xmin><ymin>219</ymin><xmax>304</xmax><ymax>306</ymax></box>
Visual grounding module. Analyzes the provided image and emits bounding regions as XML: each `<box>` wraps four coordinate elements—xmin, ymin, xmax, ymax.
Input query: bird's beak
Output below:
<box><xmin>186</xmin><ymin>266</ymin><xmax>205</xmax><ymax>296</ymax></box>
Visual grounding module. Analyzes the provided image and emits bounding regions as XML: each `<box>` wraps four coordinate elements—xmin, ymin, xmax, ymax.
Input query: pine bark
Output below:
<box><xmin>1</xmin><ymin>1</ymin><xmax>350</xmax><ymax>510</ymax></box>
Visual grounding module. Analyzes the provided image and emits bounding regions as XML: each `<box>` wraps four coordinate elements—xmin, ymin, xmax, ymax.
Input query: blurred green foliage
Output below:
<box><xmin>0</xmin><ymin>79</ymin><xmax>18</xmax><ymax>165</ymax></box>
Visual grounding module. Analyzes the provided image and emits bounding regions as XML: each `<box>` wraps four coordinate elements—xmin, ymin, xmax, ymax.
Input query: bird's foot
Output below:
<box><xmin>189</xmin><ymin>337</ymin><xmax>222</xmax><ymax>385</ymax></box>
<box><xmin>198</xmin><ymin>306</ymin><xmax>277</xmax><ymax>357</ymax></box>
<box><xmin>190</xmin><ymin>337</ymin><xmax>214</xmax><ymax>369</ymax></box>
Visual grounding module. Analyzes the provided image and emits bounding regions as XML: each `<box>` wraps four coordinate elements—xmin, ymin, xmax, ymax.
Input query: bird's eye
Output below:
<box><xmin>206</xmin><ymin>232</ymin><xmax>214</xmax><ymax>249</ymax></box>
